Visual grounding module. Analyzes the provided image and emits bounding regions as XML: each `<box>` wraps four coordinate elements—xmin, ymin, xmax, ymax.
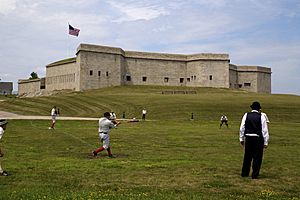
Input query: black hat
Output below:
<box><xmin>250</xmin><ymin>101</ymin><xmax>261</xmax><ymax>110</ymax></box>
<box><xmin>0</xmin><ymin>119</ymin><xmax>8</xmax><ymax>126</ymax></box>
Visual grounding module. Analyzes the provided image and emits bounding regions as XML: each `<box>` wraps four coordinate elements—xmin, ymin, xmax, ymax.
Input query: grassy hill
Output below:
<box><xmin>0</xmin><ymin>86</ymin><xmax>299</xmax><ymax>199</ymax></box>
<box><xmin>1</xmin><ymin>85</ymin><xmax>299</xmax><ymax>123</ymax></box>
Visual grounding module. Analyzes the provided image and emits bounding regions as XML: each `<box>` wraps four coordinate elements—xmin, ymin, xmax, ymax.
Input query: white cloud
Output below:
<box><xmin>108</xmin><ymin>1</ymin><xmax>169</xmax><ymax>22</ymax></box>
<box><xmin>0</xmin><ymin>0</ymin><xmax>16</xmax><ymax>15</ymax></box>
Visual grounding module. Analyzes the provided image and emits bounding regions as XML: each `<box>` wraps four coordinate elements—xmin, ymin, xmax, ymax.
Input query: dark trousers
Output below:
<box><xmin>241</xmin><ymin>136</ymin><xmax>264</xmax><ymax>178</ymax></box>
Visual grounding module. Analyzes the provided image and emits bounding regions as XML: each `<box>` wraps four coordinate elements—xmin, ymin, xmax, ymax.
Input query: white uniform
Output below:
<box><xmin>51</xmin><ymin>108</ymin><xmax>57</xmax><ymax>122</ymax></box>
<box><xmin>98</xmin><ymin>117</ymin><xmax>117</xmax><ymax>149</ymax></box>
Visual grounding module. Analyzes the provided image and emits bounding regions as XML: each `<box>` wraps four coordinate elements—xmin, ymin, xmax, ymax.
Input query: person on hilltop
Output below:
<box><xmin>92</xmin><ymin>112</ymin><xmax>120</xmax><ymax>158</ymax></box>
<box><xmin>239</xmin><ymin>101</ymin><xmax>269</xmax><ymax>179</ymax></box>
<box><xmin>0</xmin><ymin>119</ymin><xmax>9</xmax><ymax>176</ymax></box>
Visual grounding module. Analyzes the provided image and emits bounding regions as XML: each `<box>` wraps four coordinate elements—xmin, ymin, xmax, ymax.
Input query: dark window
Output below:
<box><xmin>126</xmin><ymin>75</ymin><xmax>131</xmax><ymax>81</ymax></box>
<box><xmin>164</xmin><ymin>77</ymin><xmax>169</xmax><ymax>83</ymax></box>
<box><xmin>90</xmin><ymin>70</ymin><xmax>93</xmax><ymax>76</ymax></box>
<box><xmin>244</xmin><ymin>83</ymin><xmax>251</xmax><ymax>87</ymax></box>
<box><xmin>238</xmin><ymin>84</ymin><xmax>242</xmax><ymax>88</ymax></box>
<box><xmin>106</xmin><ymin>71</ymin><xmax>109</xmax><ymax>76</ymax></box>
<box><xmin>98</xmin><ymin>71</ymin><xmax>101</xmax><ymax>76</ymax></box>
<box><xmin>194</xmin><ymin>75</ymin><xmax>196</xmax><ymax>80</ymax></box>
<box><xmin>209</xmin><ymin>75</ymin><xmax>213</xmax><ymax>80</ymax></box>
<box><xmin>187</xmin><ymin>78</ymin><xmax>190</xmax><ymax>82</ymax></box>
<box><xmin>180</xmin><ymin>78</ymin><xmax>184</xmax><ymax>83</ymax></box>
<box><xmin>142</xmin><ymin>77</ymin><xmax>147</xmax><ymax>82</ymax></box>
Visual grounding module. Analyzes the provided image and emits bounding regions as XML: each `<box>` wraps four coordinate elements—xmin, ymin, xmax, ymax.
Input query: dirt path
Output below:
<box><xmin>0</xmin><ymin>110</ymin><xmax>136</xmax><ymax>121</ymax></box>
<box><xmin>0</xmin><ymin>110</ymin><xmax>99</xmax><ymax>121</ymax></box>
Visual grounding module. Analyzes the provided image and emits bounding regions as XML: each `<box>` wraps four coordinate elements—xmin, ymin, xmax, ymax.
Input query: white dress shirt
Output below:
<box><xmin>239</xmin><ymin>110</ymin><xmax>269</xmax><ymax>146</ymax></box>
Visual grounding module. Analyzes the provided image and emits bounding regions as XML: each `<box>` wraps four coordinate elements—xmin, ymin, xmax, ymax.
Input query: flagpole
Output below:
<box><xmin>68</xmin><ymin>22</ymin><xmax>71</xmax><ymax>57</ymax></box>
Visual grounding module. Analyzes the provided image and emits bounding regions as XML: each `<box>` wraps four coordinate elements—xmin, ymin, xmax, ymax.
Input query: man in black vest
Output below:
<box><xmin>239</xmin><ymin>101</ymin><xmax>269</xmax><ymax>179</ymax></box>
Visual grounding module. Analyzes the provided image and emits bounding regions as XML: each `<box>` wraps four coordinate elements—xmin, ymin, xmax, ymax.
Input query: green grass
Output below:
<box><xmin>0</xmin><ymin>86</ymin><xmax>300</xmax><ymax>199</ymax></box>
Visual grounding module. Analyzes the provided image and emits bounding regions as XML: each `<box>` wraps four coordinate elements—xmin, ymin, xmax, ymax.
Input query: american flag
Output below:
<box><xmin>68</xmin><ymin>24</ymin><xmax>80</xmax><ymax>37</ymax></box>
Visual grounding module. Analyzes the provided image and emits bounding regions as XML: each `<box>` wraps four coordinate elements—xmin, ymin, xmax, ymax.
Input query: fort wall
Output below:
<box><xmin>18</xmin><ymin>43</ymin><xmax>272</xmax><ymax>96</ymax></box>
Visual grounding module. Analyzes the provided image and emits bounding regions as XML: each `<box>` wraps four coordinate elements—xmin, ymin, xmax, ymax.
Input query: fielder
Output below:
<box><xmin>49</xmin><ymin>106</ymin><xmax>58</xmax><ymax>129</ymax></box>
<box><xmin>92</xmin><ymin>112</ymin><xmax>120</xmax><ymax>158</ymax></box>
<box><xmin>220</xmin><ymin>115</ymin><xmax>229</xmax><ymax>128</ymax></box>
<box><xmin>0</xmin><ymin>119</ymin><xmax>9</xmax><ymax>176</ymax></box>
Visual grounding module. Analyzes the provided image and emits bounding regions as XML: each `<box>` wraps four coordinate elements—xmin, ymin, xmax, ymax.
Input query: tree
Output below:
<box><xmin>29</xmin><ymin>72</ymin><xmax>38</xmax><ymax>80</ymax></box>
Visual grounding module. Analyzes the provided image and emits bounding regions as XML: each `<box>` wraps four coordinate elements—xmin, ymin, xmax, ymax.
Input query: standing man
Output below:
<box><xmin>93</xmin><ymin>112</ymin><xmax>120</xmax><ymax>158</ymax></box>
<box><xmin>0</xmin><ymin>119</ymin><xmax>9</xmax><ymax>176</ymax></box>
<box><xmin>239</xmin><ymin>101</ymin><xmax>269</xmax><ymax>179</ymax></box>
<box><xmin>220</xmin><ymin>115</ymin><xmax>229</xmax><ymax>128</ymax></box>
<box><xmin>142</xmin><ymin>108</ymin><xmax>147</xmax><ymax>121</ymax></box>
<box><xmin>49</xmin><ymin>106</ymin><xmax>58</xmax><ymax>129</ymax></box>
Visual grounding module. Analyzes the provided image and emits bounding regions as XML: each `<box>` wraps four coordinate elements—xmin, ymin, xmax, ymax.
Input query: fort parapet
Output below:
<box><xmin>18</xmin><ymin>43</ymin><xmax>271</xmax><ymax>96</ymax></box>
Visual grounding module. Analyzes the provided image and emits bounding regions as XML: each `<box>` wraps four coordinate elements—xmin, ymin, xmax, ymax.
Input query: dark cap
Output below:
<box><xmin>0</xmin><ymin>119</ymin><xmax>8</xmax><ymax>126</ymax></box>
<box><xmin>250</xmin><ymin>101</ymin><xmax>261</xmax><ymax>110</ymax></box>
<box><xmin>104</xmin><ymin>112</ymin><xmax>111</xmax><ymax>118</ymax></box>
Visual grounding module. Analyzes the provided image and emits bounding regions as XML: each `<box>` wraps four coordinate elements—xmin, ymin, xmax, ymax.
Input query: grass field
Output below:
<box><xmin>0</xmin><ymin>86</ymin><xmax>300</xmax><ymax>199</ymax></box>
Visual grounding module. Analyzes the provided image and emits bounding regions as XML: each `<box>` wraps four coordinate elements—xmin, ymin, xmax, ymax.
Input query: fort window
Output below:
<box><xmin>209</xmin><ymin>75</ymin><xmax>213</xmax><ymax>80</ymax></box>
<box><xmin>126</xmin><ymin>75</ymin><xmax>131</xmax><ymax>81</ymax></box>
<box><xmin>164</xmin><ymin>77</ymin><xmax>169</xmax><ymax>83</ymax></box>
<box><xmin>244</xmin><ymin>83</ymin><xmax>251</xmax><ymax>87</ymax></box>
<box><xmin>238</xmin><ymin>84</ymin><xmax>242</xmax><ymax>88</ymax></box>
<box><xmin>98</xmin><ymin>71</ymin><xmax>101</xmax><ymax>76</ymax></box>
<box><xmin>106</xmin><ymin>71</ymin><xmax>109</xmax><ymax>76</ymax></box>
<box><xmin>180</xmin><ymin>78</ymin><xmax>184</xmax><ymax>83</ymax></box>
<box><xmin>187</xmin><ymin>78</ymin><xmax>190</xmax><ymax>82</ymax></box>
<box><xmin>194</xmin><ymin>75</ymin><xmax>196</xmax><ymax>80</ymax></box>
<box><xmin>142</xmin><ymin>77</ymin><xmax>147</xmax><ymax>82</ymax></box>
<box><xmin>90</xmin><ymin>70</ymin><xmax>93</xmax><ymax>76</ymax></box>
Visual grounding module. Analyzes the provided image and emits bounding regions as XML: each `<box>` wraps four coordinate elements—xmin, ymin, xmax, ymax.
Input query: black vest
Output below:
<box><xmin>245</xmin><ymin>112</ymin><xmax>262</xmax><ymax>136</ymax></box>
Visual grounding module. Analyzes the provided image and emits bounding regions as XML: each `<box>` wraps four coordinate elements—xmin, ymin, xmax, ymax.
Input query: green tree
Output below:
<box><xmin>29</xmin><ymin>72</ymin><xmax>38</xmax><ymax>80</ymax></box>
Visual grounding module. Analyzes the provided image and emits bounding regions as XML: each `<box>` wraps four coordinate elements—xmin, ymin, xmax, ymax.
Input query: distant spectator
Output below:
<box><xmin>220</xmin><ymin>115</ymin><xmax>229</xmax><ymax>128</ymax></box>
<box><xmin>142</xmin><ymin>108</ymin><xmax>147</xmax><ymax>121</ymax></box>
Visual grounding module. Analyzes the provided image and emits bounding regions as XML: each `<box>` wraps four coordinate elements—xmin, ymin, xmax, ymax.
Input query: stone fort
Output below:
<box><xmin>18</xmin><ymin>43</ymin><xmax>271</xmax><ymax>96</ymax></box>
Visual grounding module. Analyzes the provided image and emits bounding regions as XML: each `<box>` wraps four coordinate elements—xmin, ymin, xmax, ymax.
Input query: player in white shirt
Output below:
<box><xmin>220</xmin><ymin>115</ymin><xmax>228</xmax><ymax>128</ymax></box>
<box><xmin>0</xmin><ymin>119</ymin><xmax>8</xmax><ymax>176</ymax></box>
<box><xmin>142</xmin><ymin>108</ymin><xmax>147</xmax><ymax>120</ymax></box>
<box><xmin>49</xmin><ymin>106</ymin><xmax>58</xmax><ymax>129</ymax></box>
<box><xmin>92</xmin><ymin>112</ymin><xmax>120</xmax><ymax>158</ymax></box>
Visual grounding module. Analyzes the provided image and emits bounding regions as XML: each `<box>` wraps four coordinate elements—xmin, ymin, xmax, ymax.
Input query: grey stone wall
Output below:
<box><xmin>0</xmin><ymin>82</ymin><xmax>13</xmax><ymax>94</ymax></box>
<box><xmin>18</xmin><ymin>43</ymin><xmax>272</xmax><ymax>95</ymax></box>
<box><xmin>18</xmin><ymin>79</ymin><xmax>41</xmax><ymax>96</ymax></box>
<box><xmin>46</xmin><ymin>60</ymin><xmax>78</xmax><ymax>91</ymax></box>
<box><xmin>236</xmin><ymin>66</ymin><xmax>271</xmax><ymax>93</ymax></box>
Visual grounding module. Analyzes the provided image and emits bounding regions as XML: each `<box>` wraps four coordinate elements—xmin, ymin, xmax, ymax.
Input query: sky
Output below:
<box><xmin>0</xmin><ymin>0</ymin><xmax>300</xmax><ymax>95</ymax></box>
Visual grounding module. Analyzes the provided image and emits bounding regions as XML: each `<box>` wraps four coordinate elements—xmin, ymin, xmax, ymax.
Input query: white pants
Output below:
<box><xmin>99</xmin><ymin>133</ymin><xmax>110</xmax><ymax>149</ymax></box>
<box><xmin>51</xmin><ymin>115</ymin><xmax>56</xmax><ymax>123</ymax></box>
